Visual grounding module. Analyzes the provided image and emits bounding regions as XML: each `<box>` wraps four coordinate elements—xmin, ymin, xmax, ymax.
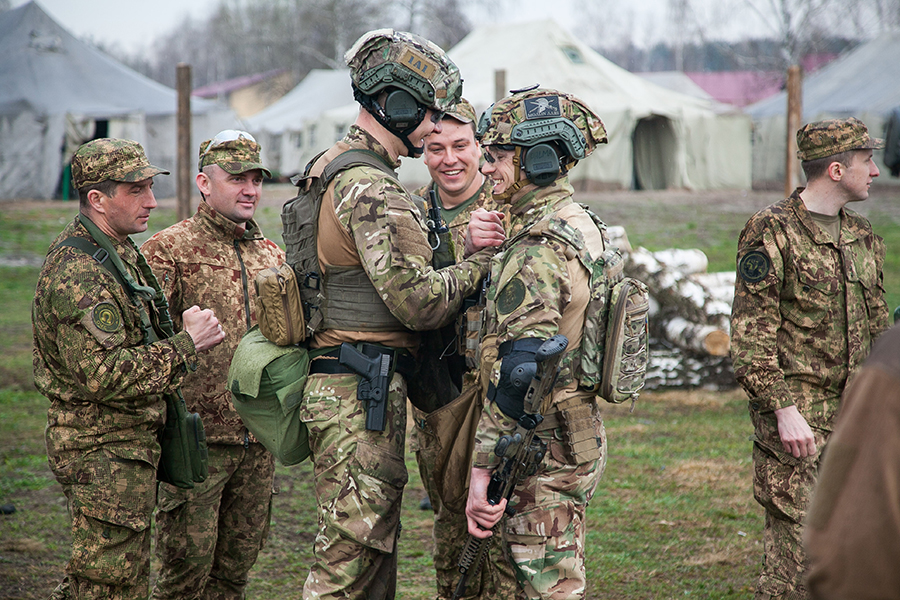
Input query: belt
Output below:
<box><xmin>308</xmin><ymin>343</ymin><xmax>416</xmax><ymax>378</ymax></box>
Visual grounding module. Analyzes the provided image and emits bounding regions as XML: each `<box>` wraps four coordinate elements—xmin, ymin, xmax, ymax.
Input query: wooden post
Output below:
<box><xmin>494</xmin><ymin>69</ymin><xmax>506</xmax><ymax>102</ymax></box>
<box><xmin>784</xmin><ymin>65</ymin><xmax>803</xmax><ymax>198</ymax></box>
<box><xmin>176</xmin><ymin>63</ymin><xmax>192</xmax><ymax>222</ymax></box>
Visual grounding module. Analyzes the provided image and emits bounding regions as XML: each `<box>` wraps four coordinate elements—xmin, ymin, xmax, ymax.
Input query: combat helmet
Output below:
<box><xmin>477</xmin><ymin>86</ymin><xmax>607</xmax><ymax>197</ymax></box>
<box><xmin>345</xmin><ymin>29</ymin><xmax>463</xmax><ymax>156</ymax></box>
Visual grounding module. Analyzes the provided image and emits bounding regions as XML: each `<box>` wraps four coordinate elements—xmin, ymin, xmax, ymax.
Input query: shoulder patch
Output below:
<box><xmin>92</xmin><ymin>301</ymin><xmax>122</xmax><ymax>333</ymax></box>
<box><xmin>497</xmin><ymin>278</ymin><xmax>526</xmax><ymax>314</ymax></box>
<box><xmin>738</xmin><ymin>250</ymin><xmax>771</xmax><ymax>283</ymax></box>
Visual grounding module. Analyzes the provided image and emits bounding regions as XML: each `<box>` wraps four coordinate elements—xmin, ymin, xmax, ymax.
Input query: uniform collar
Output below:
<box><xmin>788</xmin><ymin>188</ymin><xmax>862</xmax><ymax>246</ymax></box>
<box><xmin>507</xmin><ymin>177</ymin><xmax>575</xmax><ymax>232</ymax></box>
<box><xmin>346</xmin><ymin>125</ymin><xmax>402</xmax><ymax>170</ymax></box>
<box><xmin>197</xmin><ymin>199</ymin><xmax>262</xmax><ymax>241</ymax></box>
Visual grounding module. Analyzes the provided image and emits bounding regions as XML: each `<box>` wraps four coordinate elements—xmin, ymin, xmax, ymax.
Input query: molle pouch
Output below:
<box><xmin>158</xmin><ymin>392</ymin><xmax>208</xmax><ymax>489</ymax></box>
<box><xmin>556</xmin><ymin>397</ymin><xmax>602</xmax><ymax>464</ymax></box>
<box><xmin>254</xmin><ymin>263</ymin><xmax>307</xmax><ymax>346</ymax></box>
<box><xmin>186</xmin><ymin>412</ymin><xmax>208</xmax><ymax>483</ymax></box>
<box><xmin>600</xmin><ymin>277</ymin><xmax>650</xmax><ymax>405</ymax></box>
<box><xmin>460</xmin><ymin>302</ymin><xmax>484</xmax><ymax>370</ymax></box>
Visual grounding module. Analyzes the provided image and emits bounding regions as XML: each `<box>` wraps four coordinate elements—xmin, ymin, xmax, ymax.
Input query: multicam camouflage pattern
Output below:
<box><xmin>142</xmin><ymin>201</ymin><xmax>285</xmax><ymax>444</ymax></box>
<box><xmin>198</xmin><ymin>132</ymin><xmax>272</xmax><ymax>177</ymax></box>
<box><xmin>33</xmin><ymin>218</ymin><xmax>199</xmax><ymax>597</ymax></box>
<box><xmin>141</xmin><ymin>200</ymin><xmax>284</xmax><ymax>598</ymax></box>
<box><xmin>469</xmin><ymin>175</ymin><xmax>608</xmax><ymax>598</ymax></box>
<box><xmin>796</xmin><ymin>117</ymin><xmax>886</xmax><ymax>161</ymax></box>
<box><xmin>344</xmin><ymin>29</ymin><xmax>462</xmax><ymax>112</ymax></box>
<box><xmin>152</xmin><ymin>444</ymin><xmax>275</xmax><ymax>599</ymax></box>
<box><xmin>71</xmin><ymin>138</ymin><xmax>169</xmax><ymax>188</ymax></box>
<box><xmin>300</xmin><ymin>370</ymin><xmax>409</xmax><ymax>600</ymax></box>
<box><xmin>477</xmin><ymin>88</ymin><xmax>607</xmax><ymax>161</ymax></box>
<box><xmin>731</xmin><ymin>189</ymin><xmax>889</xmax><ymax>599</ymax></box>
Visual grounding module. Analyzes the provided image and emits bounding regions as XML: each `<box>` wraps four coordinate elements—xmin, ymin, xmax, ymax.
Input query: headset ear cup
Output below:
<box><xmin>383</xmin><ymin>90</ymin><xmax>420</xmax><ymax>129</ymax></box>
<box><xmin>523</xmin><ymin>144</ymin><xmax>561</xmax><ymax>186</ymax></box>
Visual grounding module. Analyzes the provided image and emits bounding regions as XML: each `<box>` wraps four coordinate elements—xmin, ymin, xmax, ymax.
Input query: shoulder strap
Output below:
<box><xmin>55</xmin><ymin>237</ymin><xmax>128</xmax><ymax>290</ymax></box>
<box><xmin>322</xmin><ymin>148</ymin><xmax>397</xmax><ymax>183</ymax></box>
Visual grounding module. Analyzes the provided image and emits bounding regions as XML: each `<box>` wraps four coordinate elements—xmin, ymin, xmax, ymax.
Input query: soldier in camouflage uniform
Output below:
<box><xmin>464</xmin><ymin>88</ymin><xmax>611</xmax><ymax>600</ymax></box>
<box><xmin>296</xmin><ymin>30</ymin><xmax>496</xmax><ymax>600</ymax></box>
<box><xmin>33</xmin><ymin>139</ymin><xmax>225</xmax><ymax>600</ymax></box>
<box><xmin>408</xmin><ymin>99</ymin><xmax>518</xmax><ymax>600</ymax></box>
<box><xmin>141</xmin><ymin>132</ymin><xmax>285</xmax><ymax>599</ymax></box>
<box><xmin>730</xmin><ymin>117</ymin><xmax>890</xmax><ymax>600</ymax></box>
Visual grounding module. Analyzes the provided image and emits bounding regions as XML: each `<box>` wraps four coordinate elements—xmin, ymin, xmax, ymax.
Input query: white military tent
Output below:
<box><xmin>0</xmin><ymin>1</ymin><xmax>238</xmax><ymax>200</ymax></box>
<box><xmin>746</xmin><ymin>33</ymin><xmax>900</xmax><ymax>187</ymax></box>
<box><xmin>246</xmin><ymin>69</ymin><xmax>355</xmax><ymax>177</ymax></box>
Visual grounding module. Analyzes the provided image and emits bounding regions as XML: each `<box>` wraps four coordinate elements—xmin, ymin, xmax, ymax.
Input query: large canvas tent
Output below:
<box><xmin>747</xmin><ymin>33</ymin><xmax>900</xmax><ymax>187</ymax></box>
<box><xmin>0</xmin><ymin>1</ymin><xmax>238</xmax><ymax>200</ymax></box>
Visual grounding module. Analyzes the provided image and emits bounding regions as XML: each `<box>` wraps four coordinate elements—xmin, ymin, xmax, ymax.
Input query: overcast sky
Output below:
<box><xmin>14</xmin><ymin>0</ymin><xmax>704</xmax><ymax>54</ymax></box>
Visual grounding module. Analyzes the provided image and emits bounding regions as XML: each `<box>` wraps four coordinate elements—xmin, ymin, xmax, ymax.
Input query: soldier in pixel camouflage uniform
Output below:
<box><xmin>141</xmin><ymin>131</ymin><xmax>285</xmax><ymax>599</ymax></box>
<box><xmin>464</xmin><ymin>87</ymin><xmax>611</xmax><ymax>600</ymax></box>
<box><xmin>408</xmin><ymin>99</ymin><xmax>518</xmax><ymax>600</ymax></box>
<box><xmin>33</xmin><ymin>138</ymin><xmax>225</xmax><ymax>600</ymax></box>
<box><xmin>294</xmin><ymin>30</ymin><xmax>497</xmax><ymax>600</ymax></box>
<box><xmin>730</xmin><ymin>117</ymin><xmax>890</xmax><ymax>600</ymax></box>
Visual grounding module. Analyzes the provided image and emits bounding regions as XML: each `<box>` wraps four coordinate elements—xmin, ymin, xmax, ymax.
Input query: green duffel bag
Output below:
<box><xmin>229</xmin><ymin>326</ymin><xmax>314</xmax><ymax>466</ymax></box>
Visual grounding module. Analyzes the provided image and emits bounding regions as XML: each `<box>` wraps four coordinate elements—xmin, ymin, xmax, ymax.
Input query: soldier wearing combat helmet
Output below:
<box><xmin>34</xmin><ymin>139</ymin><xmax>224</xmax><ymax>599</ymax></box>
<box><xmin>286</xmin><ymin>30</ymin><xmax>498</xmax><ymax>600</ymax></box>
<box><xmin>142</xmin><ymin>130</ymin><xmax>284</xmax><ymax>599</ymax></box>
<box><xmin>464</xmin><ymin>87</ymin><xmax>612</xmax><ymax>599</ymax></box>
<box><xmin>731</xmin><ymin>117</ymin><xmax>889</xmax><ymax>600</ymax></box>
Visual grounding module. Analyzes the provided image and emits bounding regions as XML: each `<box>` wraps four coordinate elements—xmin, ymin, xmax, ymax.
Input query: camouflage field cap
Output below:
<box><xmin>446</xmin><ymin>97</ymin><xmax>477</xmax><ymax>125</ymax></box>
<box><xmin>344</xmin><ymin>28</ymin><xmax>462</xmax><ymax>112</ymax></box>
<box><xmin>199</xmin><ymin>130</ymin><xmax>272</xmax><ymax>178</ymax></box>
<box><xmin>797</xmin><ymin>117</ymin><xmax>885</xmax><ymax>161</ymax></box>
<box><xmin>72</xmin><ymin>138</ymin><xmax>169</xmax><ymax>189</ymax></box>
<box><xmin>477</xmin><ymin>87</ymin><xmax>608</xmax><ymax>161</ymax></box>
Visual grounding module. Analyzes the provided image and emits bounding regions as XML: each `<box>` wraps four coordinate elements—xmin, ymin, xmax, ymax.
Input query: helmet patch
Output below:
<box><xmin>399</xmin><ymin>47</ymin><xmax>437</xmax><ymax>80</ymax></box>
<box><xmin>525</xmin><ymin>96</ymin><xmax>561</xmax><ymax>120</ymax></box>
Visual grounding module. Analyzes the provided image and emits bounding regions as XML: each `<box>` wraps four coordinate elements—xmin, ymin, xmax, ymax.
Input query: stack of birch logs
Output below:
<box><xmin>606</xmin><ymin>226</ymin><xmax>737</xmax><ymax>390</ymax></box>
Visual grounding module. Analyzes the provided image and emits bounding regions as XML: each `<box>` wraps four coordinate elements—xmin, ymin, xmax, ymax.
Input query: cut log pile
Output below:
<box><xmin>606</xmin><ymin>226</ymin><xmax>737</xmax><ymax>390</ymax></box>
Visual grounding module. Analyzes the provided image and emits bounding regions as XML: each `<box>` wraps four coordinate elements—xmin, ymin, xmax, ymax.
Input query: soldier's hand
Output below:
<box><xmin>774</xmin><ymin>404</ymin><xmax>817</xmax><ymax>458</ymax></box>
<box><xmin>182</xmin><ymin>305</ymin><xmax>225</xmax><ymax>353</ymax></box>
<box><xmin>464</xmin><ymin>209</ymin><xmax>505</xmax><ymax>257</ymax></box>
<box><xmin>465</xmin><ymin>466</ymin><xmax>506</xmax><ymax>537</ymax></box>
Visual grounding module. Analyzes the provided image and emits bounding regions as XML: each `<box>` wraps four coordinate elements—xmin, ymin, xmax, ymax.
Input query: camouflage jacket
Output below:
<box><xmin>473</xmin><ymin>179</ymin><xmax>601</xmax><ymax>467</ymax></box>
<box><xmin>142</xmin><ymin>201</ymin><xmax>285</xmax><ymax>445</ymax></box>
<box><xmin>731</xmin><ymin>189</ymin><xmax>889</xmax><ymax>429</ymax></box>
<box><xmin>311</xmin><ymin>125</ymin><xmax>492</xmax><ymax>350</ymax></box>
<box><xmin>33</xmin><ymin>217</ymin><xmax>199</xmax><ymax>466</ymax></box>
<box><xmin>412</xmin><ymin>177</ymin><xmax>499</xmax><ymax>262</ymax></box>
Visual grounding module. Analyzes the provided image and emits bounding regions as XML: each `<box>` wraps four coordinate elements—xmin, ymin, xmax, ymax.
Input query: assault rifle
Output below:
<box><xmin>451</xmin><ymin>334</ymin><xmax>569</xmax><ymax>600</ymax></box>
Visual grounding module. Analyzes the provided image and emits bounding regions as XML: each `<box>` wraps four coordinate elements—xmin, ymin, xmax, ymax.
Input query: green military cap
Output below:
<box><xmin>797</xmin><ymin>117</ymin><xmax>885</xmax><ymax>161</ymax></box>
<box><xmin>446</xmin><ymin>97</ymin><xmax>477</xmax><ymax>125</ymax></box>
<box><xmin>198</xmin><ymin>130</ymin><xmax>272</xmax><ymax>178</ymax></box>
<box><xmin>71</xmin><ymin>138</ymin><xmax>169</xmax><ymax>189</ymax></box>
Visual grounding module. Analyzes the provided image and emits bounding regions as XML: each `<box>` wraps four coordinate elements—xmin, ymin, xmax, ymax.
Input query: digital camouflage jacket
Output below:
<box><xmin>33</xmin><ymin>218</ymin><xmax>198</xmax><ymax>466</ymax></box>
<box><xmin>731</xmin><ymin>189</ymin><xmax>890</xmax><ymax>429</ymax></box>
<box><xmin>142</xmin><ymin>201</ymin><xmax>285</xmax><ymax>445</ymax></box>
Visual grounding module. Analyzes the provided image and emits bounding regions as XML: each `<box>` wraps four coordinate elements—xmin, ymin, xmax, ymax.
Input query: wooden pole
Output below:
<box><xmin>494</xmin><ymin>69</ymin><xmax>506</xmax><ymax>103</ymax></box>
<box><xmin>176</xmin><ymin>63</ymin><xmax>192</xmax><ymax>222</ymax></box>
<box><xmin>785</xmin><ymin>65</ymin><xmax>802</xmax><ymax>198</ymax></box>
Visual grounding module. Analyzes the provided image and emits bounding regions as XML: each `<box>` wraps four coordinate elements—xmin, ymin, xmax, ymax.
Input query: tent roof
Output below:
<box><xmin>0</xmin><ymin>1</ymin><xmax>217</xmax><ymax>117</ymax></box>
<box><xmin>246</xmin><ymin>69</ymin><xmax>354</xmax><ymax>133</ymax></box>
<box><xmin>746</xmin><ymin>33</ymin><xmax>900</xmax><ymax>118</ymax></box>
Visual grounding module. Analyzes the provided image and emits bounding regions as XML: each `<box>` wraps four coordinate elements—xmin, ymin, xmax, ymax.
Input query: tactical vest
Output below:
<box><xmin>282</xmin><ymin>149</ymin><xmax>407</xmax><ymax>337</ymax></box>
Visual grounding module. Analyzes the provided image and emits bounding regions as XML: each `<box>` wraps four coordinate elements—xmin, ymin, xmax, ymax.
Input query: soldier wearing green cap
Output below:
<box><xmin>34</xmin><ymin>138</ymin><xmax>225</xmax><ymax>600</ymax></box>
<box><xmin>285</xmin><ymin>30</ymin><xmax>499</xmax><ymax>600</ymax></box>
<box><xmin>141</xmin><ymin>131</ymin><xmax>285</xmax><ymax>599</ymax></box>
<box><xmin>407</xmin><ymin>98</ymin><xmax>517</xmax><ymax>600</ymax></box>
<box><xmin>463</xmin><ymin>87</ymin><xmax>612</xmax><ymax>600</ymax></box>
<box><xmin>731</xmin><ymin>117</ymin><xmax>890</xmax><ymax>600</ymax></box>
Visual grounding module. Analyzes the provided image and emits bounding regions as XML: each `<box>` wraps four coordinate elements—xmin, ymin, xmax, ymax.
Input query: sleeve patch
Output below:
<box><xmin>496</xmin><ymin>278</ymin><xmax>526</xmax><ymax>315</ymax></box>
<box><xmin>739</xmin><ymin>250</ymin><xmax>771</xmax><ymax>283</ymax></box>
<box><xmin>92</xmin><ymin>301</ymin><xmax>122</xmax><ymax>333</ymax></box>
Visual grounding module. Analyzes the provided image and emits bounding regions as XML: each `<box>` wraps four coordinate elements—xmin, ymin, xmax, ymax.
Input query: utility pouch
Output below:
<box><xmin>158</xmin><ymin>391</ymin><xmax>209</xmax><ymax>489</ymax></box>
<box><xmin>556</xmin><ymin>398</ymin><xmax>602</xmax><ymax>464</ymax></box>
<box><xmin>600</xmin><ymin>277</ymin><xmax>650</xmax><ymax>404</ymax></box>
<box><xmin>255</xmin><ymin>263</ymin><xmax>307</xmax><ymax>346</ymax></box>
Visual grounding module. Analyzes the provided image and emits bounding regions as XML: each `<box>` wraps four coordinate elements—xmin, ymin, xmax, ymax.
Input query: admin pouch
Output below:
<box><xmin>229</xmin><ymin>326</ymin><xmax>323</xmax><ymax>465</ymax></box>
<box><xmin>599</xmin><ymin>277</ymin><xmax>650</xmax><ymax>404</ymax></box>
<box><xmin>255</xmin><ymin>263</ymin><xmax>306</xmax><ymax>346</ymax></box>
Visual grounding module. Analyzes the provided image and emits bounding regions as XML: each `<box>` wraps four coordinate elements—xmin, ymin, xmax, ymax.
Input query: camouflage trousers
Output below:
<box><xmin>300</xmin><ymin>371</ymin><xmax>409</xmax><ymax>600</ymax></box>
<box><xmin>501</xmin><ymin>417</ymin><xmax>607</xmax><ymax>600</ymax></box>
<box><xmin>48</xmin><ymin>447</ymin><xmax>157</xmax><ymax>600</ymax></box>
<box><xmin>410</xmin><ymin>405</ymin><xmax>520</xmax><ymax>600</ymax></box>
<box><xmin>152</xmin><ymin>442</ymin><xmax>275</xmax><ymax>600</ymax></box>
<box><xmin>751</xmin><ymin>412</ymin><xmax>828</xmax><ymax>600</ymax></box>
